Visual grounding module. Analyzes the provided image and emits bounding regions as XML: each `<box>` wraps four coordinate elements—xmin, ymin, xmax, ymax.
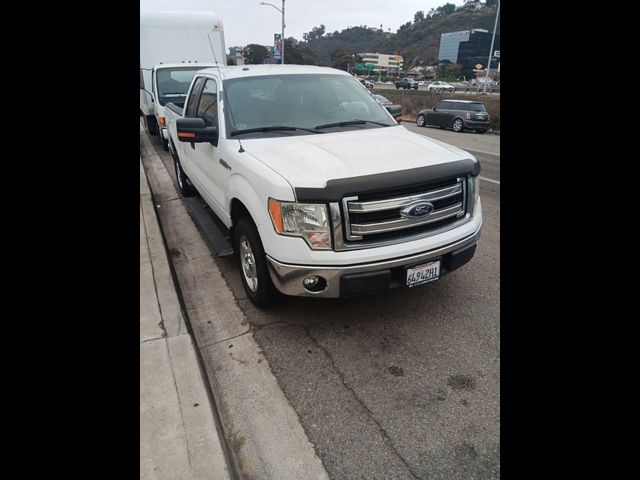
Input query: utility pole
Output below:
<box><xmin>260</xmin><ymin>1</ymin><xmax>285</xmax><ymax>64</ymax></box>
<box><xmin>484</xmin><ymin>0</ymin><xmax>500</xmax><ymax>93</ymax></box>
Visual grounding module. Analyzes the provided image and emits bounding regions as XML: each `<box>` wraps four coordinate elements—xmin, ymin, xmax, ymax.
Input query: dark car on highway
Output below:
<box><xmin>415</xmin><ymin>99</ymin><xmax>490</xmax><ymax>133</ymax></box>
<box><xmin>395</xmin><ymin>77</ymin><xmax>418</xmax><ymax>90</ymax></box>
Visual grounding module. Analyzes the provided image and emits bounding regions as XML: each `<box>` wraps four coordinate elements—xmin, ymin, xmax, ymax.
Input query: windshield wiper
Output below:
<box><xmin>230</xmin><ymin>125</ymin><xmax>324</xmax><ymax>136</ymax></box>
<box><xmin>314</xmin><ymin>119</ymin><xmax>393</xmax><ymax>130</ymax></box>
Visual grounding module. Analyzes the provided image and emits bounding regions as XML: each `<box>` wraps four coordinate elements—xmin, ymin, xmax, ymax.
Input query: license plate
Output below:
<box><xmin>405</xmin><ymin>260</ymin><xmax>441</xmax><ymax>288</ymax></box>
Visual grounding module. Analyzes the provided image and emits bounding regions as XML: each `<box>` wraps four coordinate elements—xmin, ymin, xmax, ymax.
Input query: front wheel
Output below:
<box><xmin>416</xmin><ymin>114</ymin><xmax>426</xmax><ymax>127</ymax></box>
<box><xmin>234</xmin><ymin>217</ymin><xmax>278</xmax><ymax>307</ymax></box>
<box><xmin>452</xmin><ymin>118</ymin><xmax>464</xmax><ymax>133</ymax></box>
<box><xmin>174</xmin><ymin>154</ymin><xmax>197</xmax><ymax>197</ymax></box>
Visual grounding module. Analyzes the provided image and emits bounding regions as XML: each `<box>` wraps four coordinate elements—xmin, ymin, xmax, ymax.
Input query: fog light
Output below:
<box><xmin>303</xmin><ymin>275</ymin><xmax>327</xmax><ymax>293</ymax></box>
<box><xmin>303</xmin><ymin>276</ymin><xmax>319</xmax><ymax>287</ymax></box>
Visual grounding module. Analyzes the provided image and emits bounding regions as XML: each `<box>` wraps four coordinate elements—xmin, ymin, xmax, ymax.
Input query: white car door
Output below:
<box><xmin>186</xmin><ymin>76</ymin><xmax>231</xmax><ymax>220</ymax></box>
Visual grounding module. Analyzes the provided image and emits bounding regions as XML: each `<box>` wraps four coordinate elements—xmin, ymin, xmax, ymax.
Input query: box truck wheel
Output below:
<box><xmin>145</xmin><ymin>115</ymin><xmax>159</xmax><ymax>135</ymax></box>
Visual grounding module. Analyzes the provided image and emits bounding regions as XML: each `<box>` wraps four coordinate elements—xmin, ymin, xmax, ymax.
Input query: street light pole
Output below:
<box><xmin>259</xmin><ymin>1</ymin><xmax>285</xmax><ymax>64</ymax></box>
<box><xmin>484</xmin><ymin>0</ymin><xmax>500</xmax><ymax>93</ymax></box>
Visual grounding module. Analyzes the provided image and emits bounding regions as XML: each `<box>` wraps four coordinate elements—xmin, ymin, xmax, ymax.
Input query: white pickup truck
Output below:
<box><xmin>164</xmin><ymin>65</ymin><xmax>482</xmax><ymax>306</ymax></box>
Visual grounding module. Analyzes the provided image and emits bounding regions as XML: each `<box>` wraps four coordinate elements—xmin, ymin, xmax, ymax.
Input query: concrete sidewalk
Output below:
<box><xmin>140</xmin><ymin>158</ymin><xmax>233</xmax><ymax>480</ymax></box>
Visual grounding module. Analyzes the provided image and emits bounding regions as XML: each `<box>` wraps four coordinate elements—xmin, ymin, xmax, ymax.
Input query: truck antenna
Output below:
<box><xmin>208</xmin><ymin>33</ymin><xmax>245</xmax><ymax>153</ymax></box>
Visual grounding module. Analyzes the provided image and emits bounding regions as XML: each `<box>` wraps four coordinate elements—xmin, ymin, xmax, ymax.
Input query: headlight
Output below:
<box><xmin>468</xmin><ymin>175</ymin><xmax>480</xmax><ymax>214</ymax></box>
<box><xmin>268</xmin><ymin>198</ymin><xmax>331</xmax><ymax>250</ymax></box>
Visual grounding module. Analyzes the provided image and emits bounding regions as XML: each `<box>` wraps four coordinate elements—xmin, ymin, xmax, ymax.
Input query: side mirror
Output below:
<box><xmin>176</xmin><ymin>118</ymin><xmax>218</xmax><ymax>144</ymax></box>
<box><xmin>433</xmin><ymin>107</ymin><xmax>437</xmax><ymax>111</ymax></box>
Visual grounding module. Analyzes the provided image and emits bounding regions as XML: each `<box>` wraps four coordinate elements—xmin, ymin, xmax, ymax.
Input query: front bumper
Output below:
<box><xmin>266</xmin><ymin>225</ymin><xmax>481</xmax><ymax>298</ymax></box>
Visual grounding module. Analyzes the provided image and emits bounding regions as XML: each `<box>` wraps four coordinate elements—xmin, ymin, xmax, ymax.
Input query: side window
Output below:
<box><xmin>438</xmin><ymin>101</ymin><xmax>449</xmax><ymax>110</ymax></box>
<box><xmin>140</xmin><ymin>69</ymin><xmax>144</xmax><ymax>89</ymax></box>
<box><xmin>456</xmin><ymin>103</ymin><xmax>468</xmax><ymax>111</ymax></box>
<box><xmin>185</xmin><ymin>77</ymin><xmax>206</xmax><ymax>118</ymax></box>
<box><xmin>197</xmin><ymin>79</ymin><xmax>218</xmax><ymax>127</ymax></box>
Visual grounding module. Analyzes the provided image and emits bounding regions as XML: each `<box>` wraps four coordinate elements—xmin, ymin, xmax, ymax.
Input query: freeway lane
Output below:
<box><xmin>148</xmin><ymin>128</ymin><xmax>500</xmax><ymax>480</ymax></box>
<box><xmin>402</xmin><ymin>123</ymin><xmax>500</xmax><ymax>186</ymax></box>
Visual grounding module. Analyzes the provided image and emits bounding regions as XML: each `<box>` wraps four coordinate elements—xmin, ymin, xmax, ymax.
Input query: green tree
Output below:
<box><xmin>330</xmin><ymin>48</ymin><xmax>354</xmax><ymax>70</ymax></box>
<box><xmin>437</xmin><ymin>3</ymin><xmax>457</xmax><ymax>15</ymax></box>
<box><xmin>243</xmin><ymin>44</ymin><xmax>269</xmax><ymax>64</ymax></box>
<box><xmin>226</xmin><ymin>56</ymin><xmax>237</xmax><ymax>66</ymax></box>
<box><xmin>284</xmin><ymin>38</ymin><xmax>318</xmax><ymax>65</ymax></box>
<box><xmin>414</xmin><ymin>11</ymin><xmax>425</xmax><ymax>24</ymax></box>
<box><xmin>302</xmin><ymin>25</ymin><xmax>326</xmax><ymax>42</ymax></box>
<box><xmin>486</xmin><ymin>0</ymin><xmax>498</xmax><ymax>6</ymax></box>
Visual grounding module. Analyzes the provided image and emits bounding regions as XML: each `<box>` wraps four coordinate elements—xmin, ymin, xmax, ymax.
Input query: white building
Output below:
<box><xmin>357</xmin><ymin>52</ymin><xmax>404</xmax><ymax>72</ymax></box>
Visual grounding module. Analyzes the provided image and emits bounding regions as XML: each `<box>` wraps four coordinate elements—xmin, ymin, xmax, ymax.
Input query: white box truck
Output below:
<box><xmin>140</xmin><ymin>10</ymin><xmax>226</xmax><ymax>149</ymax></box>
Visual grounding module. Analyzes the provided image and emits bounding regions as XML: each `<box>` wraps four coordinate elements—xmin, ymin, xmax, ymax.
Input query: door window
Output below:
<box><xmin>185</xmin><ymin>77</ymin><xmax>206</xmax><ymax>118</ymax></box>
<box><xmin>197</xmin><ymin>79</ymin><xmax>219</xmax><ymax>127</ymax></box>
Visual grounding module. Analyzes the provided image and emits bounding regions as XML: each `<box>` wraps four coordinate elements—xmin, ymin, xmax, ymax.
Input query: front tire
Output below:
<box><xmin>234</xmin><ymin>217</ymin><xmax>278</xmax><ymax>307</ymax></box>
<box><xmin>416</xmin><ymin>114</ymin><xmax>426</xmax><ymax>127</ymax></box>
<box><xmin>452</xmin><ymin>118</ymin><xmax>464</xmax><ymax>133</ymax></box>
<box><xmin>174</xmin><ymin>154</ymin><xmax>197</xmax><ymax>197</ymax></box>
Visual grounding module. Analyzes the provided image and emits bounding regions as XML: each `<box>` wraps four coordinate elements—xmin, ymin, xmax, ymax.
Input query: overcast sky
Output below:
<box><xmin>140</xmin><ymin>0</ymin><xmax>465</xmax><ymax>52</ymax></box>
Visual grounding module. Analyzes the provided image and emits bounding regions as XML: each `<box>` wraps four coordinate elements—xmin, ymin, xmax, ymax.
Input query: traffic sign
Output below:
<box><xmin>366</xmin><ymin>63</ymin><xmax>375</xmax><ymax>69</ymax></box>
<box><xmin>475</xmin><ymin>64</ymin><xmax>483</xmax><ymax>69</ymax></box>
<box><xmin>355</xmin><ymin>63</ymin><xmax>364</xmax><ymax>69</ymax></box>
<box><xmin>494</xmin><ymin>50</ymin><xmax>500</xmax><ymax>58</ymax></box>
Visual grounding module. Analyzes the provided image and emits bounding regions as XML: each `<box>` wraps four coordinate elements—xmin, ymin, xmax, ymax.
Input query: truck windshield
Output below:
<box><xmin>223</xmin><ymin>74</ymin><xmax>394</xmax><ymax>136</ymax></box>
<box><xmin>156</xmin><ymin>67</ymin><xmax>204</xmax><ymax>106</ymax></box>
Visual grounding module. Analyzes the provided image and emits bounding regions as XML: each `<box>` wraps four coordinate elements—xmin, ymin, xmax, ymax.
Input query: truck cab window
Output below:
<box><xmin>185</xmin><ymin>77</ymin><xmax>205</xmax><ymax>118</ymax></box>
<box><xmin>197</xmin><ymin>79</ymin><xmax>218</xmax><ymax>127</ymax></box>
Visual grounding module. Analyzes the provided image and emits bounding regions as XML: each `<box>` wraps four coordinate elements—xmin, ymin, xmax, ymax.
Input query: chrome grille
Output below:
<box><xmin>341</xmin><ymin>177</ymin><xmax>466</xmax><ymax>244</ymax></box>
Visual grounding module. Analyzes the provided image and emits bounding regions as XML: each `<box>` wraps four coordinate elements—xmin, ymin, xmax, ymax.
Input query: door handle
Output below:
<box><xmin>219</xmin><ymin>159</ymin><xmax>231</xmax><ymax>170</ymax></box>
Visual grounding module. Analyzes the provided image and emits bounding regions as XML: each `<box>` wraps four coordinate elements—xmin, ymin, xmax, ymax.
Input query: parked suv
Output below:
<box><xmin>395</xmin><ymin>78</ymin><xmax>418</xmax><ymax>90</ymax></box>
<box><xmin>416</xmin><ymin>99</ymin><xmax>490</xmax><ymax>133</ymax></box>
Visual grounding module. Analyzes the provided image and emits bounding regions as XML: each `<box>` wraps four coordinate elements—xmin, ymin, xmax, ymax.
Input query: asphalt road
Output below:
<box><xmin>401</xmin><ymin>123</ymin><xmax>500</xmax><ymax>184</ymax></box>
<box><xmin>148</xmin><ymin>127</ymin><xmax>500</xmax><ymax>480</ymax></box>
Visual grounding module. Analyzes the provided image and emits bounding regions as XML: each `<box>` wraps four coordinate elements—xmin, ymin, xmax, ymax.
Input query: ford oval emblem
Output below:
<box><xmin>401</xmin><ymin>201</ymin><xmax>435</xmax><ymax>219</ymax></box>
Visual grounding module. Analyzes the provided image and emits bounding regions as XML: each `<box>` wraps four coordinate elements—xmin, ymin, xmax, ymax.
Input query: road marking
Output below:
<box><xmin>459</xmin><ymin>147</ymin><xmax>500</xmax><ymax>157</ymax></box>
<box><xmin>479</xmin><ymin>176</ymin><xmax>500</xmax><ymax>185</ymax></box>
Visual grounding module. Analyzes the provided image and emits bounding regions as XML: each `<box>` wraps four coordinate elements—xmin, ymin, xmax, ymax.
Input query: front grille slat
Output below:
<box><xmin>348</xmin><ymin>184</ymin><xmax>462</xmax><ymax>213</ymax></box>
<box><xmin>350</xmin><ymin>203</ymin><xmax>463</xmax><ymax>235</ymax></box>
<box><xmin>342</xmin><ymin>177</ymin><xmax>467</xmax><ymax>244</ymax></box>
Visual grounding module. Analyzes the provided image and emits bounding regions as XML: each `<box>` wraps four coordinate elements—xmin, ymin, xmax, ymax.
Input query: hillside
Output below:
<box><xmin>299</xmin><ymin>4</ymin><xmax>498</xmax><ymax>68</ymax></box>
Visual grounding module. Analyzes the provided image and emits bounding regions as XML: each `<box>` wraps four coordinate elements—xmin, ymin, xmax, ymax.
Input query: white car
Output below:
<box><xmin>427</xmin><ymin>81</ymin><xmax>455</xmax><ymax>92</ymax></box>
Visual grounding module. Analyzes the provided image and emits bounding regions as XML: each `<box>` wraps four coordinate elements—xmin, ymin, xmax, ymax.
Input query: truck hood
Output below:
<box><xmin>243</xmin><ymin>125</ymin><xmax>476</xmax><ymax>190</ymax></box>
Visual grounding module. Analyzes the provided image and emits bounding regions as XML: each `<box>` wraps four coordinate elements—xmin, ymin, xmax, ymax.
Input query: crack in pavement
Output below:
<box><xmin>303</xmin><ymin>326</ymin><xmax>425</xmax><ymax>480</ymax></box>
<box><xmin>141</xmin><ymin>200</ymin><xmax>167</xmax><ymax>339</ymax></box>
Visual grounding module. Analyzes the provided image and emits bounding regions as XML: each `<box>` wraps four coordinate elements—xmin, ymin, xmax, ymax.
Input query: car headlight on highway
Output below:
<box><xmin>268</xmin><ymin>199</ymin><xmax>331</xmax><ymax>250</ymax></box>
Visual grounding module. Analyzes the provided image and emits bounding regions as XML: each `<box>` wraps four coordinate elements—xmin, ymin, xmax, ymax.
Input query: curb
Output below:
<box><xmin>140</xmin><ymin>158</ymin><xmax>234</xmax><ymax>480</ymax></box>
